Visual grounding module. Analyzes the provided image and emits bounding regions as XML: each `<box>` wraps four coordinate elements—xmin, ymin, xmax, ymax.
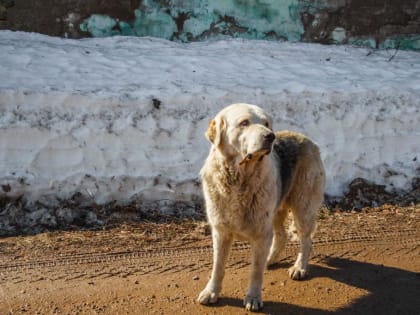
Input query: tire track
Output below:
<box><xmin>1</xmin><ymin>228</ymin><xmax>418</xmax><ymax>275</ymax></box>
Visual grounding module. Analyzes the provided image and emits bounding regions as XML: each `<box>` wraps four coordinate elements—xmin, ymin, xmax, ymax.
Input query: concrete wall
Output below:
<box><xmin>1</xmin><ymin>0</ymin><xmax>419</xmax><ymax>50</ymax></box>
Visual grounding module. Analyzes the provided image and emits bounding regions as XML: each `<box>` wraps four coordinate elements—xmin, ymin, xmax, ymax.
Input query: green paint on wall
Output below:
<box><xmin>132</xmin><ymin>5</ymin><xmax>177</xmax><ymax>39</ymax></box>
<box><xmin>119</xmin><ymin>21</ymin><xmax>135</xmax><ymax>36</ymax></box>
<box><xmin>348</xmin><ymin>37</ymin><xmax>376</xmax><ymax>49</ymax></box>
<box><xmin>348</xmin><ymin>35</ymin><xmax>420</xmax><ymax>51</ymax></box>
<box><xmin>79</xmin><ymin>14</ymin><xmax>119</xmax><ymax>37</ymax></box>
<box><xmin>198</xmin><ymin>0</ymin><xmax>312</xmax><ymax>42</ymax></box>
<box><xmin>80</xmin><ymin>0</ymin><xmax>330</xmax><ymax>42</ymax></box>
<box><xmin>379</xmin><ymin>35</ymin><xmax>420</xmax><ymax>51</ymax></box>
<box><xmin>78</xmin><ymin>1</ymin><xmax>420</xmax><ymax>51</ymax></box>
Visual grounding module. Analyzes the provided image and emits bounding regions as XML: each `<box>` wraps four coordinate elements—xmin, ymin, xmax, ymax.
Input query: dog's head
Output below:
<box><xmin>206</xmin><ymin>103</ymin><xmax>275</xmax><ymax>164</ymax></box>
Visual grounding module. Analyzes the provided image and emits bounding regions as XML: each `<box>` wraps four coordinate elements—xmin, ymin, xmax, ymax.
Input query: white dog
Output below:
<box><xmin>198</xmin><ymin>103</ymin><xmax>325</xmax><ymax>311</ymax></box>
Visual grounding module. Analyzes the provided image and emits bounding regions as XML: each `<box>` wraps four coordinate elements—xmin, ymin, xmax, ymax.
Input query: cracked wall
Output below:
<box><xmin>1</xmin><ymin>0</ymin><xmax>419</xmax><ymax>50</ymax></box>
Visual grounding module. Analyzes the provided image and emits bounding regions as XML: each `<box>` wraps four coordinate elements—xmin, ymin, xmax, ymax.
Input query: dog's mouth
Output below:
<box><xmin>239</xmin><ymin>148</ymin><xmax>271</xmax><ymax>166</ymax></box>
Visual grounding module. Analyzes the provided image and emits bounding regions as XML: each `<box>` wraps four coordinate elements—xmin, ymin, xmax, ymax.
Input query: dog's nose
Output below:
<box><xmin>264</xmin><ymin>132</ymin><xmax>275</xmax><ymax>142</ymax></box>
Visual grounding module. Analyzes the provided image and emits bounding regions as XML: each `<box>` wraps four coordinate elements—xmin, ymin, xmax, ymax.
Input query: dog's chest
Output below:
<box><xmin>206</xmin><ymin>178</ymin><xmax>277</xmax><ymax>236</ymax></box>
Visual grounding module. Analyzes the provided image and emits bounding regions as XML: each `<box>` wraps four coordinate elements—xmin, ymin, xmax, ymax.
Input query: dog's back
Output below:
<box><xmin>273</xmin><ymin>130</ymin><xmax>323</xmax><ymax>202</ymax></box>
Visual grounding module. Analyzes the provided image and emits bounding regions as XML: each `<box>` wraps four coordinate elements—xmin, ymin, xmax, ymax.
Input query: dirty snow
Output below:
<box><xmin>0</xmin><ymin>31</ymin><xmax>419</xmax><ymax>207</ymax></box>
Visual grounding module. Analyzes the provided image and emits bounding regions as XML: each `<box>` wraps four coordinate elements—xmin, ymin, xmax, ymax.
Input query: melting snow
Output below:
<box><xmin>0</xmin><ymin>31</ymin><xmax>419</xmax><ymax>206</ymax></box>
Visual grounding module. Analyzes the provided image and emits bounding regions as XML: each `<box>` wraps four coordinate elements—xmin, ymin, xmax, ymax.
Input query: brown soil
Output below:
<box><xmin>1</xmin><ymin>205</ymin><xmax>419</xmax><ymax>315</ymax></box>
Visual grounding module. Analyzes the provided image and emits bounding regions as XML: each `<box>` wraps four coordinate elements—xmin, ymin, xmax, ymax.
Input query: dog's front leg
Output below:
<box><xmin>198</xmin><ymin>229</ymin><xmax>233</xmax><ymax>305</ymax></box>
<box><xmin>244</xmin><ymin>234</ymin><xmax>271</xmax><ymax>311</ymax></box>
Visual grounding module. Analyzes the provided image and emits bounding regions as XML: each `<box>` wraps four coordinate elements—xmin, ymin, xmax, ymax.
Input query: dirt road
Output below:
<box><xmin>1</xmin><ymin>205</ymin><xmax>419</xmax><ymax>314</ymax></box>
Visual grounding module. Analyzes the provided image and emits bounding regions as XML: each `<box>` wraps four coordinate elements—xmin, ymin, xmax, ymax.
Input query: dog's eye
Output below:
<box><xmin>239</xmin><ymin>120</ymin><xmax>250</xmax><ymax>127</ymax></box>
<box><xmin>264</xmin><ymin>122</ymin><xmax>270</xmax><ymax>128</ymax></box>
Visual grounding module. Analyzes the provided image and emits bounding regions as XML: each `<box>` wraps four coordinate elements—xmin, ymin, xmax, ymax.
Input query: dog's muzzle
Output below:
<box><xmin>261</xmin><ymin>132</ymin><xmax>275</xmax><ymax>153</ymax></box>
<box><xmin>240</xmin><ymin>132</ymin><xmax>275</xmax><ymax>165</ymax></box>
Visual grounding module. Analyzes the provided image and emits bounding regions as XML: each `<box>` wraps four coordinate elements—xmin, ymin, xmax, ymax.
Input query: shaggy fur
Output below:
<box><xmin>197</xmin><ymin>103</ymin><xmax>325</xmax><ymax>311</ymax></box>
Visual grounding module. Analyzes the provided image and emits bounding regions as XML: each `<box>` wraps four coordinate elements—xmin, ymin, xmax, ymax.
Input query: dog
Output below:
<box><xmin>197</xmin><ymin>103</ymin><xmax>325</xmax><ymax>311</ymax></box>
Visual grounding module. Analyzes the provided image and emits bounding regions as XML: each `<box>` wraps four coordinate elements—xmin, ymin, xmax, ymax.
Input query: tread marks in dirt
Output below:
<box><xmin>0</xmin><ymin>228</ymin><xmax>418</xmax><ymax>284</ymax></box>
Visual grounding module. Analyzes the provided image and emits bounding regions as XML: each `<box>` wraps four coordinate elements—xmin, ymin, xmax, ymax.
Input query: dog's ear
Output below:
<box><xmin>205</xmin><ymin>117</ymin><xmax>224</xmax><ymax>146</ymax></box>
<box><xmin>205</xmin><ymin>119</ymin><xmax>217</xmax><ymax>143</ymax></box>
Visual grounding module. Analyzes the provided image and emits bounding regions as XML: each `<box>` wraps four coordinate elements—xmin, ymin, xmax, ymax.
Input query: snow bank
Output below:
<box><xmin>1</xmin><ymin>31</ymin><xmax>419</xmax><ymax>208</ymax></box>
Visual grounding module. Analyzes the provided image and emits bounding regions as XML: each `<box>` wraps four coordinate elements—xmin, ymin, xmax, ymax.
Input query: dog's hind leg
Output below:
<box><xmin>287</xmin><ymin>221</ymin><xmax>314</xmax><ymax>280</ymax></box>
<box><xmin>288</xmin><ymin>192</ymin><xmax>322</xmax><ymax>280</ymax></box>
<box><xmin>198</xmin><ymin>229</ymin><xmax>233</xmax><ymax>305</ymax></box>
<box><xmin>287</xmin><ymin>149</ymin><xmax>325</xmax><ymax>280</ymax></box>
<box><xmin>266</xmin><ymin>207</ymin><xmax>288</xmax><ymax>266</ymax></box>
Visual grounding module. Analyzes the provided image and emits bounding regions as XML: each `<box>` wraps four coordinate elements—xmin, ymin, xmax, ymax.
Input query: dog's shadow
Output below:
<box><xmin>308</xmin><ymin>257</ymin><xmax>420</xmax><ymax>315</ymax></box>
<box><xmin>208</xmin><ymin>257</ymin><xmax>419</xmax><ymax>314</ymax></box>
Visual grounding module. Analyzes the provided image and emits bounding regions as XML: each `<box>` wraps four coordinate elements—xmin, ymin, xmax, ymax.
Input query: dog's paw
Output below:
<box><xmin>243</xmin><ymin>294</ymin><xmax>263</xmax><ymax>312</ymax></box>
<box><xmin>197</xmin><ymin>288</ymin><xmax>219</xmax><ymax>305</ymax></box>
<box><xmin>288</xmin><ymin>266</ymin><xmax>307</xmax><ymax>280</ymax></box>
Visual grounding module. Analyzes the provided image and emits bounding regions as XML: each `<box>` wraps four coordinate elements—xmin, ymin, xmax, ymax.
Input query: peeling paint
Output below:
<box><xmin>79</xmin><ymin>14</ymin><xmax>119</xmax><ymax>37</ymax></box>
<box><xmin>348</xmin><ymin>37</ymin><xmax>376</xmax><ymax>49</ymax></box>
<box><xmin>80</xmin><ymin>0</ymin><xmax>330</xmax><ymax>42</ymax></box>
<box><xmin>379</xmin><ymin>35</ymin><xmax>420</xmax><ymax>51</ymax></box>
<box><xmin>132</xmin><ymin>1</ymin><xmax>177</xmax><ymax>39</ymax></box>
<box><xmin>2</xmin><ymin>0</ymin><xmax>419</xmax><ymax>50</ymax></box>
<box><xmin>76</xmin><ymin>1</ymin><xmax>419</xmax><ymax>51</ymax></box>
